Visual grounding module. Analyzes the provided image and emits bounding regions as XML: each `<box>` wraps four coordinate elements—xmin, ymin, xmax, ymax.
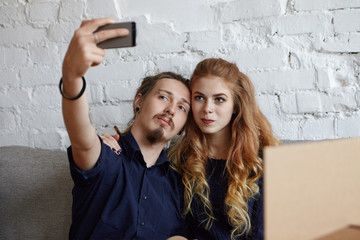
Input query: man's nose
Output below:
<box><xmin>165</xmin><ymin>103</ymin><xmax>175</xmax><ymax>116</ymax></box>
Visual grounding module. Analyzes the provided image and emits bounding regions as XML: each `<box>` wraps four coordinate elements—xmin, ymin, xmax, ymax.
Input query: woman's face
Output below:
<box><xmin>191</xmin><ymin>75</ymin><xmax>235</xmax><ymax>136</ymax></box>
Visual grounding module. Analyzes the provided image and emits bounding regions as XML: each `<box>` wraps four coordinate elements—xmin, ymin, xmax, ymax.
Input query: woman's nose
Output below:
<box><xmin>203</xmin><ymin>100</ymin><xmax>214</xmax><ymax>113</ymax></box>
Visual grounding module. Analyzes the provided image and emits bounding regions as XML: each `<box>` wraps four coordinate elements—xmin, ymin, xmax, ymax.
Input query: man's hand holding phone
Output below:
<box><xmin>95</xmin><ymin>21</ymin><xmax>136</xmax><ymax>49</ymax></box>
<box><xmin>62</xmin><ymin>18</ymin><xmax>133</xmax><ymax>82</ymax></box>
<box><xmin>61</xmin><ymin>18</ymin><xmax>135</xmax><ymax>171</ymax></box>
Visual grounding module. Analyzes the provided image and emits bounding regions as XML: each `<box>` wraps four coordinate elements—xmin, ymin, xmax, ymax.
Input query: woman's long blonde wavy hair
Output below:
<box><xmin>169</xmin><ymin>58</ymin><xmax>280</xmax><ymax>239</ymax></box>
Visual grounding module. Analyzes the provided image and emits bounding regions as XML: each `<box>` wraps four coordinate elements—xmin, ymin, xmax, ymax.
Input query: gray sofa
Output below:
<box><xmin>1</xmin><ymin>146</ymin><xmax>72</xmax><ymax>240</ymax></box>
<box><xmin>1</xmin><ymin>142</ymin><xmax>299</xmax><ymax>239</ymax></box>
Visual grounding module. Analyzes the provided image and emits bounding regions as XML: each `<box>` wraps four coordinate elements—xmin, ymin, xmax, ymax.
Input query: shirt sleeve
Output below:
<box><xmin>67</xmin><ymin>136</ymin><xmax>110</xmax><ymax>185</ymax></box>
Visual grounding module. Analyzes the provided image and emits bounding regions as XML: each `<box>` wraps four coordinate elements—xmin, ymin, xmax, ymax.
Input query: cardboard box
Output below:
<box><xmin>315</xmin><ymin>225</ymin><xmax>360</xmax><ymax>240</ymax></box>
<box><xmin>264</xmin><ymin>138</ymin><xmax>360</xmax><ymax>240</ymax></box>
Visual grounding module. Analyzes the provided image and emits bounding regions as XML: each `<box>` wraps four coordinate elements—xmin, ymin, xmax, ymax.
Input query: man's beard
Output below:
<box><xmin>146</xmin><ymin>128</ymin><xmax>164</xmax><ymax>144</ymax></box>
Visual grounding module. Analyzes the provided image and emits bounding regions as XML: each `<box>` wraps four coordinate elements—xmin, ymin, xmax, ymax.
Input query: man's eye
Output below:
<box><xmin>178</xmin><ymin>105</ymin><xmax>187</xmax><ymax>112</ymax></box>
<box><xmin>160</xmin><ymin>95</ymin><xmax>168</xmax><ymax>100</ymax></box>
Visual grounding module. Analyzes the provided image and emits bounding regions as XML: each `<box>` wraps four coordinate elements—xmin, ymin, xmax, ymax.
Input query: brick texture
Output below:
<box><xmin>0</xmin><ymin>0</ymin><xmax>359</xmax><ymax>149</ymax></box>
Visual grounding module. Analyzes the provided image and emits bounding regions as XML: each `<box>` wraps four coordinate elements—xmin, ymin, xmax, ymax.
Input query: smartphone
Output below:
<box><xmin>94</xmin><ymin>22</ymin><xmax>136</xmax><ymax>49</ymax></box>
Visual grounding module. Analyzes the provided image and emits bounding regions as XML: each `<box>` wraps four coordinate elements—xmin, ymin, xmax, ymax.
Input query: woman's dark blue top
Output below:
<box><xmin>67</xmin><ymin>132</ymin><xmax>188</xmax><ymax>240</ymax></box>
<box><xmin>189</xmin><ymin>158</ymin><xmax>264</xmax><ymax>240</ymax></box>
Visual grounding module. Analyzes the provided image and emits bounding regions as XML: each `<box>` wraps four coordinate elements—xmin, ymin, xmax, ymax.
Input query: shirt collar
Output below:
<box><xmin>120</xmin><ymin>131</ymin><xmax>170</xmax><ymax>172</ymax></box>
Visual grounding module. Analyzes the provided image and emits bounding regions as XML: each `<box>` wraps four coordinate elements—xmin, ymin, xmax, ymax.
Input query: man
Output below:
<box><xmin>61</xmin><ymin>18</ymin><xmax>190</xmax><ymax>239</ymax></box>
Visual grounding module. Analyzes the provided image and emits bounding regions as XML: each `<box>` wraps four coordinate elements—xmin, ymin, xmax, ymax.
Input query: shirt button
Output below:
<box><xmin>140</xmin><ymin>222</ymin><xmax>145</xmax><ymax>226</ymax></box>
<box><xmin>143</xmin><ymin>195</ymin><xmax>147</xmax><ymax>200</ymax></box>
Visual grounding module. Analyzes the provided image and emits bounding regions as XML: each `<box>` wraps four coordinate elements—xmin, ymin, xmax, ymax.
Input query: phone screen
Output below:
<box><xmin>94</xmin><ymin>22</ymin><xmax>136</xmax><ymax>49</ymax></box>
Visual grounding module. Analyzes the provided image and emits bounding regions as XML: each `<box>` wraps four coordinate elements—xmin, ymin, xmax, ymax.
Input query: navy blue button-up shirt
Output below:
<box><xmin>67</xmin><ymin>131</ymin><xmax>188</xmax><ymax>240</ymax></box>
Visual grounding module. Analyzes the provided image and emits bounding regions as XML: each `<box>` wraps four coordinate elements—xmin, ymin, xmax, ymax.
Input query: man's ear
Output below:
<box><xmin>134</xmin><ymin>93</ymin><xmax>143</xmax><ymax>111</ymax></box>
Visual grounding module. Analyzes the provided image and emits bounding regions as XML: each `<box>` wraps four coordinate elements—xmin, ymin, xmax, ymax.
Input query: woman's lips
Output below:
<box><xmin>201</xmin><ymin>118</ymin><xmax>214</xmax><ymax>125</ymax></box>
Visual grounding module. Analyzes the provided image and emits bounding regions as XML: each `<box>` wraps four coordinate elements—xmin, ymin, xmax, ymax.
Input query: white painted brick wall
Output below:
<box><xmin>231</xmin><ymin>48</ymin><xmax>287</xmax><ymax>70</ymax></box>
<box><xmin>333</xmin><ymin>9</ymin><xmax>360</xmax><ymax>33</ymax></box>
<box><xmin>0</xmin><ymin>89</ymin><xmax>31</xmax><ymax>108</ymax></box>
<box><xmin>337</xmin><ymin>118</ymin><xmax>360</xmax><ymax>138</ymax></box>
<box><xmin>218</xmin><ymin>0</ymin><xmax>283</xmax><ymax>21</ymax></box>
<box><xmin>0</xmin><ymin>0</ymin><xmax>359</xmax><ymax>150</ymax></box>
<box><xmin>294</xmin><ymin>0</ymin><xmax>360</xmax><ymax>11</ymax></box>
<box><xmin>272</xmin><ymin>117</ymin><xmax>302</xmax><ymax>140</ymax></box>
<box><xmin>251</xmin><ymin>69</ymin><xmax>315</xmax><ymax>92</ymax></box>
<box><xmin>271</xmin><ymin>12</ymin><xmax>333</xmax><ymax>35</ymax></box>
<box><xmin>296</xmin><ymin>91</ymin><xmax>322</xmax><ymax>113</ymax></box>
<box><xmin>300</xmin><ymin>117</ymin><xmax>335</xmax><ymax>140</ymax></box>
<box><xmin>279</xmin><ymin>92</ymin><xmax>297</xmax><ymax>114</ymax></box>
<box><xmin>119</xmin><ymin>0</ymin><xmax>215</xmax><ymax>32</ymax></box>
<box><xmin>28</xmin><ymin>2</ymin><xmax>59</xmax><ymax>24</ymax></box>
<box><xmin>4</xmin><ymin>48</ymin><xmax>28</xmax><ymax>66</ymax></box>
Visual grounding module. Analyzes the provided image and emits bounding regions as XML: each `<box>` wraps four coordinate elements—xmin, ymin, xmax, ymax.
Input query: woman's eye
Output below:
<box><xmin>215</xmin><ymin>97</ymin><xmax>225</xmax><ymax>103</ymax></box>
<box><xmin>194</xmin><ymin>96</ymin><xmax>204</xmax><ymax>101</ymax></box>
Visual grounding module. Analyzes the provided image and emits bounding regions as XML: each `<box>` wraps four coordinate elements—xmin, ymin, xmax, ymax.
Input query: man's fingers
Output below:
<box><xmin>94</xmin><ymin>28</ymin><xmax>130</xmax><ymax>44</ymax></box>
<box><xmin>89</xmin><ymin>50</ymin><xmax>105</xmax><ymax>67</ymax></box>
<box><xmin>63</xmin><ymin>18</ymin><xmax>124</xmax><ymax>82</ymax></box>
<box><xmin>80</xmin><ymin>18</ymin><xmax>129</xmax><ymax>45</ymax></box>
<box><xmin>89</xmin><ymin>46</ymin><xmax>106</xmax><ymax>66</ymax></box>
<box><xmin>80</xmin><ymin>18</ymin><xmax>116</xmax><ymax>32</ymax></box>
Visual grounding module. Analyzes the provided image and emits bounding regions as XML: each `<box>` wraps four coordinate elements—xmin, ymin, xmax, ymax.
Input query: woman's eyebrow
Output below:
<box><xmin>193</xmin><ymin>91</ymin><xmax>228</xmax><ymax>97</ymax></box>
<box><xmin>213</xmin><ymin>93</ymin><xmax>228</xmax><ymax>97</ymax></box>
<box><xmin>193</xmin><ymin>91</ymin><xmax>204</xmax><ymax>95</ymax></box>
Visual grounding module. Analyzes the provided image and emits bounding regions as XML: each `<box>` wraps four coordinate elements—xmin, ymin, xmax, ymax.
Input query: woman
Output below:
<box><xmin>169</xmin><ymin>58</ymin><xmax>280</xmax><ymax>240</ymax></box>
<box><xmin>102</xmin><ymin>58</ymin><xmax>280</xmax><ymax>239</ymax></box>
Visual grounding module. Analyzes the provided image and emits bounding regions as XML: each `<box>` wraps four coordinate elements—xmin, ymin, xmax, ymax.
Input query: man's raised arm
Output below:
<box><xmin>61</xmin><ymin>18</ymin><xmax>129</xmax><ymax>170</ymax></box>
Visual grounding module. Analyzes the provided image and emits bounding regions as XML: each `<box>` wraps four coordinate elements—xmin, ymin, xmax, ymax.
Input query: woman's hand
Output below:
<box><xmin>167</xmin><ymin>236</ymin><xmax>188</xmax><ymax>240</ymax></box>
<box><xmin>100</xmin><ymin>133</ymin><xmax>122</xmax><ymax>155</ymax></box>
